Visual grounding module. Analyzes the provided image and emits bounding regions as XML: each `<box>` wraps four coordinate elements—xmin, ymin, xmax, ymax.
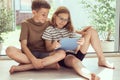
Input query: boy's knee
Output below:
<box><xmin>6</xmin><ymin>46</ymin><xmax>15</xmax><ymax>56</ymax></box>
<box><xmin>57</xmin><ymin>50</ymin><xmax>66</xmax><ymax>58</ymax></box>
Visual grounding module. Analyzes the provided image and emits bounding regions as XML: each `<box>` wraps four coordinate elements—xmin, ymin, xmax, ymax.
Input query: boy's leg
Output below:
<box><xmin>6</xmin><ymin>46</ymin><xmax>65</xmax><ymax>66</ymax></box>
<box><xmin>64</xmin><ymin>55</ymin><xmax>100</xmax><ymax>80</ymax></box>
<box><xmin>6</xmin><ymin>46</ymin><xmax>31</xmax><ymax>63</ymax></box>
<box><xmin>41</xmin><ymin>50</ymin><xmax>65</xmax><ymax>67</ymax></box>
<box><xmin>79</xmin><ymin>27</ymin><xmax>114</xmax><ymax>69</ymax></box>
<box><xmin>9</xmin><ymin>64</ymin><xmax>34</xmax><ymax>74</ymax></box>
<box><xmin>10</xmin><ymin>63</ymin><xmax>60</xmax><ymax>74</ymax></box>
<box><xmin>8</xmin><ymin>49</ymin><xmax>65</xmax><ymax>74</ymax></box>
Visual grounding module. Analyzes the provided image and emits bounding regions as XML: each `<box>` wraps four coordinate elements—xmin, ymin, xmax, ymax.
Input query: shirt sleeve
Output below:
<box><xmin>42</xmin><ymin>26</ymin><xmax>53</xmax><ymax>40</ymax></box>
<box><xmin>19</xmin><ymin>21</ymin><xmax>28</xmax><ymax>41</ymax></box>
<box><xmin>69</xmin><ymin>32</ymin><xmax>77</xmax><ymax>38</ymax></box>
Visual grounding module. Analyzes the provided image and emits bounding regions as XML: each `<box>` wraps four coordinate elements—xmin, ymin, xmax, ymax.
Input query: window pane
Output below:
<box><xmin>20</xmin><ymin>0</ymin><xmax>31</xmax><ymax>11</ymax></box>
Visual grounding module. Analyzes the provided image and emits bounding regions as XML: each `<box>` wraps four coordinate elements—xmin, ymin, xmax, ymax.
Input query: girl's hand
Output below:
<box><xmin>75</xmin><ymin>45</ymin><xmax>81</xmax><ymax>54</ymax></box>
<box><xmin>76</xmin><ymin>26</ymin><xmax>92</xmax><ymax>36</ymax></box>
<box><xmin>77</xmin><ymin>37</ymin><xmax>84</xmax><ymax>45</ymax></box>
<box><xmin>75</xmin><ymin>38</ymin><xmax>84</xmax><ymax>54</ymax></box>
<box><xmin>53</xmin><ymin>40</ymin><xmax>61</xmax><ymax>49</ymax></box>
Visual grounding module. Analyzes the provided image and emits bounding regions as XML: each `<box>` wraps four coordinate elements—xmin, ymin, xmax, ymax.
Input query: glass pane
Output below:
<box><xmin>20</xmin><ymin>0</ymin><xmax>31</xmax><ymax>11</ymax></box>
<box><xmin>0</xmin><ymin>0</ymin><xmax>17</xmax><ymax>55</ymax></box>
<box><xmin>49</xmin><ymin>0</ymin><xmax>116</xmax><ymax>52</ymax></box>
<box><xmin>0</xmin><ymin>0</ymin><xmax>117</xmax><ymax>55</ymax></box>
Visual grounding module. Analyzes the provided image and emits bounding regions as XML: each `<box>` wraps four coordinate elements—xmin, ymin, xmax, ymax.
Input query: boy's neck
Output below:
<box><xmin>33</xmin><ymin>17</ymin><xmax>39</xmax><ymax>23</ymax></box>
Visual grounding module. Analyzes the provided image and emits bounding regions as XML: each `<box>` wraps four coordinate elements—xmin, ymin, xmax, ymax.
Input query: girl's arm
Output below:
<box><xmin>45</xmin><ymin>40</ymin><xmax>61</xmax><ymax>51</ymax></box>
<box><xmin>76</xmin><ymin>26</ymin><xmax>92</xmax><ymax>36</ymax></box>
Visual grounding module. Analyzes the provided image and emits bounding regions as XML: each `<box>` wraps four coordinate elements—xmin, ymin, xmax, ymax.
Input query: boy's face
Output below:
<box><xmin>33</xmin><ymin>8</ymin><xmax>49</xmax><ymax>23</ymax></box>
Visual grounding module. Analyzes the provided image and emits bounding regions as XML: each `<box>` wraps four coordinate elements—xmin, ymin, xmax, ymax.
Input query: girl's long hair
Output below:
<box><xmin>51</xmin><ymin>6</ymin><xmax>74</xmax><ymax>32</ymax></box>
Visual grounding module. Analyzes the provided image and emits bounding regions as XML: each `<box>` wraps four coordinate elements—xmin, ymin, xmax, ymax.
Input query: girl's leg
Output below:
<box><xmin>64</xmin><ymin>55</ymin><xmax>100</xmax><ymax>80</ymax></box>
<box><xmin>80</xmin><ymin>27</ymin><xmax>114</xmax><ymax>69</ymax></box>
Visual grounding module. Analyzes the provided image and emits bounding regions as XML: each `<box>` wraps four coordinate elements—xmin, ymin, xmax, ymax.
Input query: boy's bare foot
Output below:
<box><xmin>98</xmin><ymin>60</ymin><xmax>115</xmax><ymax>69</ymax></box>
<box><xmin>52</xmin><ymin>63</ymin><xmax>60</xmax><ymax>69</ymax></box>
<box><xmin>45</xmin><ymin>63</ymin><xmax>60</xmax><ymax>69</ymax></box>
<box><xmin>91</xmin><ymin>73</ymin><xmax>100</xmax><ymax>80</ymax></box>
<box><xmin>9</xmin><ymin>65</ymin><xmax>17</xmax><ymax>74</ymax></box>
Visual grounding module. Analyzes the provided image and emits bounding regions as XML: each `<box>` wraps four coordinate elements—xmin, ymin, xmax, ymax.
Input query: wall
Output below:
<box><xmin>16</xmin><ymin>11</ymin><xmax>32</xmax><ymax>25</ymax></box>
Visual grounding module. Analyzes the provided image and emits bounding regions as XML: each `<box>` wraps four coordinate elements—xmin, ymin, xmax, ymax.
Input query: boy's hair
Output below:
<box><xmin>32</xmin><ymin>0</ymin><xmax>51</xmax><ymax>11</ymax></box>
<box><xmin>51</xmin><ymin>6</ymin><xmax>74</xmax><ymax>32</ymax></box>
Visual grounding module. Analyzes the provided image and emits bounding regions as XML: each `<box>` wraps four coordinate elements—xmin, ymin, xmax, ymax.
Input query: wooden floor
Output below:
<box><xmin>0</xmin><ymin>56</ymin><xmax>120</xmax><ymax>80</ymax></box>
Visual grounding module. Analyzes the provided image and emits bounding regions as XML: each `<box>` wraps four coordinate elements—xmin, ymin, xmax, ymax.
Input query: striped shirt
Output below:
<box><xmin>42</xmin><ymin>26</ymin><xmax>77</xmax><ymax>40</ymax></box>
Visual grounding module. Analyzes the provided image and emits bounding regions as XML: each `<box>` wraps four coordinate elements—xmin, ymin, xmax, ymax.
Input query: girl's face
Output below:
<box><xmin>33</xmin><ymin>8</ymin><xmax>49</xmax><ymax>23</ymax></box>
<box><xmin>55</xmin><ymin>13</ymin><xmax>69</xmax><ymax>29</ymax></box>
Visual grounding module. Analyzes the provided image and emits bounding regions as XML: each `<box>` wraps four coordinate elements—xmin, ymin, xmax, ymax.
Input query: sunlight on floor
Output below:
<box><xmin>0</xmin><ymin>57</ymin><xmax>119</xmax><ymax>80</ymax></box>
<box><xmin>98</xmin><ymin>68</ymin><xmax>113</xmax><ymax>80</ymax></box>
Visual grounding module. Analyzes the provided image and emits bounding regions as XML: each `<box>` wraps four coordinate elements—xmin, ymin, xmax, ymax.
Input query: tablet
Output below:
<box><xmin>59</xmin><ymin>37</ymin><xmax>79</xmax><ymax>50</ymax></box>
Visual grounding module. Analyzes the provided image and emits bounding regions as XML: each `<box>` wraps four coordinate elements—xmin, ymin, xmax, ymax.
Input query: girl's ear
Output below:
<box><xmin>54</xmin><ymin>15</ymin><xmax>57</xmax><ymax>20</ymax></box>
<box><xmin>53</xmin><ymin>15</ymin><xmax>57</xmax><ymax>22</ymax></box>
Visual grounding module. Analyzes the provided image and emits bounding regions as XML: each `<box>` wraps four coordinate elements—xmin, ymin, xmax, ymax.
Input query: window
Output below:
<box><xmin>0</xmin><ymin>0</ymin><xmax>118</xmax><ymax>56</ymax></box>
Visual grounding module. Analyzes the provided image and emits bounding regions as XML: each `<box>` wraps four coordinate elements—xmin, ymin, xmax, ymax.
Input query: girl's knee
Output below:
<box><xmin>67</xmin><ymin>55</ymin><xmax>78</xmax><ymax>63</ymax></box>
<box><xmin>88</xmin><ymin>27</ymin><xmax>97</xmax><ymax>34</ymax></box>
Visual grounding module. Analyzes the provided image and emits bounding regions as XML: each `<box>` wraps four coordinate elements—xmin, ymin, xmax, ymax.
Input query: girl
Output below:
<box><xmin>42</xmin><ymin>6</ymin><xmax>100</xmax><ymax>80</ymax></box>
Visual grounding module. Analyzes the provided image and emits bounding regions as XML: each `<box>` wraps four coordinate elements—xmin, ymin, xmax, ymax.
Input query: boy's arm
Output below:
<box><xmin>21</xmin><ymin>40</ymin><xmax>36</xmax><ymax>61</ymax></box>
<box><xmin>21</xmin><ymin>40</ymin><xmax>43</xmax><ymax>69</ymax></box>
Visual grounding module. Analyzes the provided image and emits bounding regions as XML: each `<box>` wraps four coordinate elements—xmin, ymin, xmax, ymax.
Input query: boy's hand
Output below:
<box><xmin>32</xmin><ymin>58</ymin><xmax>44</xmax><ymax>69</ymax></box>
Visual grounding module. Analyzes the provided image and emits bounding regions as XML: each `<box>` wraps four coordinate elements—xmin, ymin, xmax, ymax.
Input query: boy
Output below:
<box><xmin>6</xmin><ymin>0</ymin><xmax>66</xmax><ymax>74</ymax></box>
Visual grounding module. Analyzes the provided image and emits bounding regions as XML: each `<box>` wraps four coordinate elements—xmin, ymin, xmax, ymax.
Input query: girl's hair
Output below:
<box><xmin>32</xmin><ymin>0</ymin><xmax>51</xmax><ymax>11</ymax></box>
<box><xmin>51</xmin><ymin>6</ymin><xmax>74</xmax><ymax>32</ymax></box>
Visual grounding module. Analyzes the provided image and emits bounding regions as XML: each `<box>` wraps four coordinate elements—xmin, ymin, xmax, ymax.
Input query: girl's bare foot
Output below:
<box><xmin>91</xmin><ymin>73</ymin><xmax>100</xmax><ymax>80</ymax></box>
<box><xmin>79</xmin><ymin>68</ymin><xmax>100</xmax><ymax>80</ymax></box>
<box><xmin>98</xmin><ymin>60</ymin><xmax>115</xmax><ymax>69</ymax></box>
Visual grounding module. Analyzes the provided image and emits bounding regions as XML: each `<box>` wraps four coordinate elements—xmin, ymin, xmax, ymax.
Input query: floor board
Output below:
<box><xmin>0</xmin><ymin>57</ymin><xmax>120</xmax><ymax>80</ymax></box>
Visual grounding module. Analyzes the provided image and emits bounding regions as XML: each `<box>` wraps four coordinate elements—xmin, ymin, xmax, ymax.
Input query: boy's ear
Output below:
<box><xmin>32</xmin><ymin>10</ymin><xmax>36</xmax><ymax>15</ymax></box>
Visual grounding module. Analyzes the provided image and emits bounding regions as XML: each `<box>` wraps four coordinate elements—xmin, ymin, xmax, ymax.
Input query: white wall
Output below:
<box><xmin>115</xmin><ymin>0</ymin><xmax>120</xmax><ymax>51</ymax></box>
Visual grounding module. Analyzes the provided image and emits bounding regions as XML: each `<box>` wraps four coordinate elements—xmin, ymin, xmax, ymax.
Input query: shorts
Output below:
<box><xmin>31</xmin><ymin>51</ymin><xmax>50</xmax><ymax>59</ymax></box>
<box><xmin>58</xmin><ymin>50</ymin><xmax>86</xmax><ymax>68</ymax></box>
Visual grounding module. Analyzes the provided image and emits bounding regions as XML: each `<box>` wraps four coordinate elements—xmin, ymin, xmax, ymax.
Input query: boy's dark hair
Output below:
<box><xmin>32</xmin><ymin>0</ymin><xmax>51</xmax><ymax>11</ymax></box>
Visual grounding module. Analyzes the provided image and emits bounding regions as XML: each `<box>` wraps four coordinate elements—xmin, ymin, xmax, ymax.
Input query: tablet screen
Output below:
<box><xmin>59</xmin><ymin>38</ymin><xmax>78</xmax><ymax>50</ymax></box>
